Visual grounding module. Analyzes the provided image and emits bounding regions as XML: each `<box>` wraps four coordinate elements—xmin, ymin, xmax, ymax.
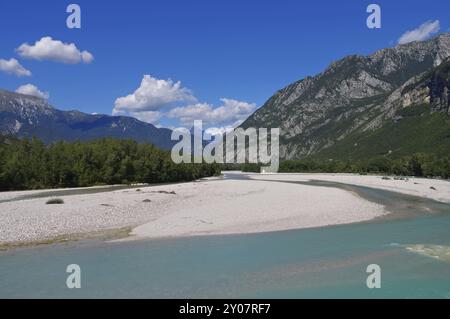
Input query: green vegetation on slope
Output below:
<box><xmin>313</xmin><ymin>105</ymin><xmax>450</xmax><ymax>160</ymax></box>
<box><xmin>238</xmin><ymin>105</ymin><xmax>450</xmax><ymax>178</ymax></box>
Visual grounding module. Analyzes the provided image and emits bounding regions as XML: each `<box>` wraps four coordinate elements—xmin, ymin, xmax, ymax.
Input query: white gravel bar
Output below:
<box><xmin>130</xmin><ymin>177</ymin><xmax>386</xmax><ymax>240</ymax></box>
<box><xmin>248</xmin><ymin>173</ymin><xmax>450</xmax><ymax>203</ymax></box>
<box><xmin>2</xmin><ymin>172</ymin><xmax>447</xmax><ymax>245</ymax></box>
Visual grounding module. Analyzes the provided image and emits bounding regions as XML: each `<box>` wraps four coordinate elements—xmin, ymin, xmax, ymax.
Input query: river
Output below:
<box><xmin>0</xmin><ymin>175</ymin><xmax>449</xmax><ymax>298</ymax></box>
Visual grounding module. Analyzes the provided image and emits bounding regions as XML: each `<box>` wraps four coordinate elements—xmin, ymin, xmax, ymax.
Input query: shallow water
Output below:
<box><xmin>0</xmin><ymin>177</ymin><xmax>449</xmax><ymax>298</ymax></box>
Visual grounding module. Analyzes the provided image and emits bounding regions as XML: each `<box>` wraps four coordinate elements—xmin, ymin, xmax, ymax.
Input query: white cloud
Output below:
<box><xmin>0</xmin><ymin>58</ymin><xmax>31</xmax><ymax>77</ymax></box>
<box><xmin>168</xmin><ymin>98</ymin><xmax>256</xmax><ymax>128</ymax></box>
<box><xmin>204</xmin><ymin>126</ymin><xmax>235</xmax><ymax>136</ymax></box>
<box><xmin>16</xmin><ymin>36</ymin><xmax>94</xmax><ymax>64</ymax></box>
<box><xmin>113</xmin><ymin>75</ymin><xmax>196</xmax><ymax>115</ymax></box>
<box><xmin>398</xmin><ymin>20</ymin><xmax>440</xmax><ymax>45</ymax></box>
<box><xmin>16</xmin><ymin>84</ymin><xmax>49</xmax><ymax>100</ymax></box>
<box><xmin>131</xmin><ymin>111</ymin><xmax>162</xmax><ymax>125</ymax></box>
<box><xmin>112</xmin><ymin>75</ymin><xmax>256</xmax><ymax>128</ymax></box>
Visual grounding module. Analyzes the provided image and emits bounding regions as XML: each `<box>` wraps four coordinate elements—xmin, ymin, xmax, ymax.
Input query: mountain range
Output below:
<box><xmin>0</xmin><ymin>89</ymin><xmax>174</xmax><ymax>150</ymax></box>
<box><xmin>241</xmin><ymin>33</ymin><xmax>450</xmax><ymax>160</ymax></box>
<box><xmin>1</xmin><ymin>34</ymin><xmax>450</xmax><ymax>161</ymax></box>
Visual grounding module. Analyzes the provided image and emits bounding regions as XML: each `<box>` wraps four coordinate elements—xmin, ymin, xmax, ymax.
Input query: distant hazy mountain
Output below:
<box><xmin>0</xmin><ymin>89</ymin><xmax>174</xmax><ymax>150</ymax></box>
<box><xmin>241</xmin><ymin>34</ymin><xmax>450</xmax><ymax>160</ymax></box>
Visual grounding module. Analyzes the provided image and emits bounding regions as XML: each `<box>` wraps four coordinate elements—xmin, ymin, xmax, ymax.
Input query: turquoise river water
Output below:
<box><xmin>0</xmin><ymin>177</ymin><xmax>449</xmax><ymax>298</ymax></box>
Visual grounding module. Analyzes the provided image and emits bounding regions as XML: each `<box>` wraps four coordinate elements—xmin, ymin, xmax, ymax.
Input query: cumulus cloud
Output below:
<box><xmin>204</xmin><ymin>126</ymin><xmax>235</xmax><ymax>136</ymax></box>
<box><xmin>168</xmin><ymin>98</ymin><xmax>256</xmax><ymax>128</ymax></box>
<box><xmin>131</xmin><ymin>111</ymin><xmax>162</xmax><ymax>125</ymax></box>
<box><xmin>16</xmin><ymin>36</ymin><xmax>94</xmax><ymax>64</ymax></box>
<box><xmin>113</xmin><ymin>75</ymin><xmax>196</xmax><ymax>116</ymax></box>
<box><xmin>0</xmin><ymin>58</ymin><xmax>31</xmax><ymax>77</ymax></box>
<box><xmin>398</xmin><ymin>20</ymin><xmax>440</xmax><ymax>45</ymax></box>
<box><xmin>16</xmin><ymin>84</ymin><xmax>49</xmax><ymax>100</ymax></box>
<box><xmin>112</xmin><ymin>75</ymin><xmax>256</xmax><ymax>128</ymax></box>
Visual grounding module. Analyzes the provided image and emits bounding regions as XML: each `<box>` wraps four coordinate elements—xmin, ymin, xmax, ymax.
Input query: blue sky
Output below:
<box><xmin>0</xmin><ymin>0</ymin><xmax>449</xmax><ymax>129</ymax></box>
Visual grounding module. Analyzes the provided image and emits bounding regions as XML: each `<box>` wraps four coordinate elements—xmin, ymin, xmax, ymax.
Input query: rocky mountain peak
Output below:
<box><xmin>0</xmin><ymin>89</ymin><xmax>53</xmax><ymax>112</ymax></box>
<box><xmin>401</xmin><ymin>56</ymin><xmax>450</xmax><ymax>114</ymax></box>
<box><xmin>240</xmin><ymin>33</ymin><xmax>450</xmax><ymax>159</ymax></box>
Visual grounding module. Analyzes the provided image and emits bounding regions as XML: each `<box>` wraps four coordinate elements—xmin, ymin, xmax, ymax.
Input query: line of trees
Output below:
<box><xmin>1</xmin><ymin>135</ymin><xmax>448</xmax><ymax>191</ymax></box>
<box><xmin>278</xmin><ymin>154</ymin><xmax>450</xmax><ymax>178</ymax></box>
<box><xmin>232</xmin><ymin>155</ymin><xmax>450</xmax><ymax>179</ymax></box>
<box><xmin>0</xmin><ymin>136</ymin><xmax>221</xmax><ymax>191</ymax></box>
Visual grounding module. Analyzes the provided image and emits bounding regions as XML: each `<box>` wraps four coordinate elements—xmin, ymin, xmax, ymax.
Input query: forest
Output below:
<box><xmin>241</xmin><ymin>155</ymin><xmax>450</xmax><ymax>179</ymax></box>
<box><xmin>0</xmin><ymin>136</ymin><xmax>221</xmax><ymax>191</ymax></box>
<box><xmin>1</xmin><ymin>135</ymin><xmax>449</xmax><ymax>191</ymax></box>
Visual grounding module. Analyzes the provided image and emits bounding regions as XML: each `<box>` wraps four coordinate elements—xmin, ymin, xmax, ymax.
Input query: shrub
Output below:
<box><xmin>46</xmin><ymin>198</ymin><xmax>64</xmax><ymax>204</ymax></box>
